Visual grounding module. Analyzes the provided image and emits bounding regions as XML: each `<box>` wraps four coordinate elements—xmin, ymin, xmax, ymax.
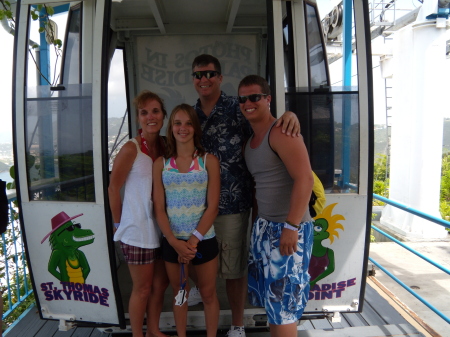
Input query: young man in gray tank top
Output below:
<box><xmin>190</xmin><ymin>54</ymin><xmax>302</xmax><ymax>337</ymax></box>
<box><xmin>238</xmin><ymin>75</ymin><xmax>314</xmax><ymax>337</ymax></box>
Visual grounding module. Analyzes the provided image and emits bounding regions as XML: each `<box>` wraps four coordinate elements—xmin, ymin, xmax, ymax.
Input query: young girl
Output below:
<box><xmin>153</xmin><ymin>104</ymin><xmax>220</xmax><ymax>337</ymax></box>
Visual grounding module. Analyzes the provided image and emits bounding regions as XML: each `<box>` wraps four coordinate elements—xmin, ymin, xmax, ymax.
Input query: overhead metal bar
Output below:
<box><xmin>226</xmin><ymin>0</ymin><xmax>241</xmax><ymax>33</ymax></box>
<box><xmin>148</xmin><ymin>0</ymin><xmax>165</xmax><ymax>34</ymax></box>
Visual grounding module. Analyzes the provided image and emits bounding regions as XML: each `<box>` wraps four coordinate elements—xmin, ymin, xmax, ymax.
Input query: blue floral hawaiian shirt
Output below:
<box><xmin>194</xmin><ymin>91</ymin><xmax>253</xmax><ymax>215</ymax></box>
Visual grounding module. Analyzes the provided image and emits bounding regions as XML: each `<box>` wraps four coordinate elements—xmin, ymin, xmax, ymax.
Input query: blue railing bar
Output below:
<box><xmin>373</xmin><ymin>194</ymin><xmax>450</xmax><ymax>229</ymax></box>
<box><xmin>2</xmin><ymin>193</ymin><xmax>35</xmax><ymax>323</ymax></box>
<box><xmin>3</xmin><ymin>302</ymin><xmax>36</xmax><ymax>335</ymax></box>
<box><xmin>2</xmin><ymin>289</ymin><xmax>34</xmax><ymax>320</ymax></box>
<box><xmin>12</xmin><ymin>194</ymin><xmax>31</xmax><ymax>295</ymax></box>
<box><xmin>369</xmin><ymin>256</ymin><xmax>450</xmax><ymax>324</ymax></box>
<box><xmin>21</xmin><ymin>235</ymin><xmax>29</xmax><ymax>295</ymax></box>
<box><xmin>1</xmin><ymin>231</ymin><xmax>13</xmax><ymax>309</ymax></box>
<box><xmin>371</xmin><ymin>225</ymin><xmax>450</xmax><ymax>275</ymax></box>
<box><xmin>10</xmin><ymin>213</ymin><xmax>22</xmax><ymax>306</ymax></box>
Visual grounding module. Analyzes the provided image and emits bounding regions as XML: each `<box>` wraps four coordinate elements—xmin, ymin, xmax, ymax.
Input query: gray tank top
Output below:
<box><xmin>245</xmin><ymin>122</ymin><xmax>311</xmax><ymax>223</ymax></box>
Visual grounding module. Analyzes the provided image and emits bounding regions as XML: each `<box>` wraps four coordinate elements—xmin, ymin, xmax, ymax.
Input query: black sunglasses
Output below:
<box><xmin>238</xmin><ymin>94</ymin><xmax>268</xmax><ymax>104</ymax></box>
<box><xmin>57</xmin><ymin>222</ymin><xmax>81</xmax><ymax>235</ymax></box>
<box><xmin>192</xmin><ymin>70</ymin><xmax>220</xmax><ymax>80</ymax></box>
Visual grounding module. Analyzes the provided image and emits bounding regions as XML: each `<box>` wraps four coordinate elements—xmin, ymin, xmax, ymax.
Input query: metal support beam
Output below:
<box><xmin>148</xmin><ymin>0</ymin><xmax>165</xmax><ymax>34</ymax></box>
<box><xmin>226</xmin><ymin>0</ymin><xmax>241</xmax><ymax>33</ymax></box>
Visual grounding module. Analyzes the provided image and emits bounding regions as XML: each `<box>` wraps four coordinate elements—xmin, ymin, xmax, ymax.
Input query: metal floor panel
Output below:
<box><xmin>5</xmin><ymin>281</ymin><xmax>428</xmax><ymax>337</ymax></box>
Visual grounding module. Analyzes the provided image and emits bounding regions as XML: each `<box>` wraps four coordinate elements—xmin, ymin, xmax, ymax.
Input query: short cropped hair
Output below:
<box><xmin>238</xmin><ymin>75</ymin><xmax>271</xmax><ymax>95</ymax></box>
<box><xmin>133</xmin><ymin>90</ymin><xmax>167</xmax><ymax>119</ymax></box>
<box><xmin>192</xmin><ymin>54</ymin><xmax>222</xmax><ymax>74</ymax></box>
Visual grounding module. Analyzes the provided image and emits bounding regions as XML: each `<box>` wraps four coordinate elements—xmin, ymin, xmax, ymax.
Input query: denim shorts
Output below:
<box><xmin>248</xmin><ymin>217</ymin><xmax>313</xmax><ymax>325</ymax></box>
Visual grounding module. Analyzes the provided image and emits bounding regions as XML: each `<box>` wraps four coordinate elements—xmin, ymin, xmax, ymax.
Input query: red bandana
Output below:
<box><xmin>138</xmin><ymin>129</ymin><xmax>165</xmax><ymax>161</ymax></box>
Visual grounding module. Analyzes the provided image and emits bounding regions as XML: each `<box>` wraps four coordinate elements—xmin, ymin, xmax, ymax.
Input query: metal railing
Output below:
<box><xmin>371</xmin><ymin>193</ymin><xmax>450</xmax><ymax>325</ymax></box>
<box><xmin>1</xmin><ymin>191</ymin><xmax>34</xmax><ymax>326</ymax></box>
<box><xmin>1</xmin><ymin>189</ymin><xmax>448</xmax><ymax>329</ymax></box>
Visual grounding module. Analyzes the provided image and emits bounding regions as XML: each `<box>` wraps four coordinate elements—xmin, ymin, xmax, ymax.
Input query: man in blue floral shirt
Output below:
<box><xmin>190</xmin><ymin>54</ymin><xmax>299</xmax><ymax>337</ymax></box>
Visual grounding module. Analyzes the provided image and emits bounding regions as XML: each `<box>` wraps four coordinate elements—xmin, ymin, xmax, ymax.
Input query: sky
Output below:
<box><xmin>0</xmin><ymin>0</ymin><xmax>449</xmax><ymax>145</ymax></box>
<box><xmin>0</xmin><ymin>29</ymin><xmax>14</xmax><ymax>143</ymax></box>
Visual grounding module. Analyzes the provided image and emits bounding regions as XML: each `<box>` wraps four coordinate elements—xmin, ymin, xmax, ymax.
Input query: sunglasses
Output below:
<box><xmin>192</xmin><ymin>70</ymin><xmax>220</xmax><ymax>80</ymax></box>
<box><xmin>238</xmin><ymin>94</ymin><xmax>268</xmax><ymax>104</ymax></box>
<box><xmin>58</xmin><ymin>222</ymin><xmax>81</xmax><ymax>235</ymax></box>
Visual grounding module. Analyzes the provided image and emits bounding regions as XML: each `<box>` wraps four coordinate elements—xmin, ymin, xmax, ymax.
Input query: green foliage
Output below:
<box><xmin>3</xmin><ymin>172</ymin><xmax>35</xmax><ymax>331</ymax></box>
<box><xmin>6</xmin><ymin>166</ymin><xmax>15</xmax><ymax>190</ymax></box>
<box><xmin>373</xmin><ymin>154</ymin><xmax>389</xmax><ymax>206</ymax></box>
<box><xmin>2</xmin><ymin>275</ymin><xmax>35</xmax><ymax>329</ymax></box>
<box><xmin>1</xmin><ymin>1</ymin><xmax>62</xmax><ymax>86</ymax></box>
<box><xmin>0</xmin><ymin>0</ymin><xmax>13</xmax><ymax>26</ymax></box>
<box><xmin>440</xmin><ymin>153</ymin><xmax>450</xmax><ymax>204</ymax></box>
<box><xmin>0</xmin><ymin>202</ymin><xmax>35</xmax><ymax>332</ymax></box>
<box><xmin>440</xmin><ymin>153</ymin><xmax>450</xmax><ymax>231</ymax></box>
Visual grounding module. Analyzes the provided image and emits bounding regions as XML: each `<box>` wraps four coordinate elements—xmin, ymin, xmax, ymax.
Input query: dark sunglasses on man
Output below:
<box><xmin>238</xmin><ymin>93</ymin><xmax>268</xmax><ymax>104</ymax></box>
<box><xmin>192</xmin><ymin>70</ymin><xmax>220</xmax><ymax>80</ymax></box>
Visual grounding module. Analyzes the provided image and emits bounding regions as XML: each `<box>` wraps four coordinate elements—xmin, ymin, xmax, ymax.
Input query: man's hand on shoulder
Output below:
<box><xmin>275</xmin><ymin>111</ymin><xmax>300</xmax><ymax>137</ymax></box>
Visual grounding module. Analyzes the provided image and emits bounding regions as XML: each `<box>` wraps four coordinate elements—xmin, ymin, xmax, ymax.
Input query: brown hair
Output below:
<box><xmin>191</xmin><ymin>54</ymin><xmax>222</xmax><ymax>74</ymax></box>
<box><xmin>165</xmin><ymin>104</ymin><xmax>205</xmax><ymax>158</ymax></box>
<box><xmin>133</xmin><ymin>90</ymin><xmax>167</xmax><ymax>118</ymax></box>
<box><xmin>238</xmin><ymin>75</ymin><xmax>271</xmax><ymax>95</ymax></box>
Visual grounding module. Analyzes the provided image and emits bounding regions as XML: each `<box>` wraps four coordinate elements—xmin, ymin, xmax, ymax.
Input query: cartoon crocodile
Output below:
<box><xmin>41</xmin><ymin>212</ymin><xmax>95</xmax><ymax>283</ymax></box>
<box><xmin>309</xmin><ymin>203</ymin><xmax>344</xmax><ymax>288</ymax></box>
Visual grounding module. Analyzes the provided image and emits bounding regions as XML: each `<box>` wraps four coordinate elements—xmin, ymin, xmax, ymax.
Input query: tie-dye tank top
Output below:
<box><xmin>162</xmin><ymin>153</ymin><xmax>215</xmax><ymax>240</ymax></box>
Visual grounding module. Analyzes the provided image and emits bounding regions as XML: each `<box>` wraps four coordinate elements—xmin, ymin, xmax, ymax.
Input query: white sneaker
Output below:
<box><xmin>226</xmin><ymin>326</ymin><xmax>246</xmax><ymax>337</ymax></box>
<box><xmin>187</xmin><ymin>286</ymin><xmax>202</xmax><ymax>306</ymax></box>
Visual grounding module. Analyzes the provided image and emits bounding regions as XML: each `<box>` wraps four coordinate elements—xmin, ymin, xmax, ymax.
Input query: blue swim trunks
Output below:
<box><xmin>248</xmin><ymin>217</ymin><xmax>313</xmax><ymax>325</ymax></box>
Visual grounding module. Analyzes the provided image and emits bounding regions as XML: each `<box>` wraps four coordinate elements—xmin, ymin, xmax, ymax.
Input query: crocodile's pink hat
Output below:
<box><xmin>41</xmin><ymin>211</ymin><xmax>83</xmax><ymax>244</ymax></box>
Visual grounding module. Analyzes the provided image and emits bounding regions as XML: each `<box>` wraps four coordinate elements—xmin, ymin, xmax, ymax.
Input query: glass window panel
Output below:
<box><xmin>305</xmin><ymin>3</ymin><xmax>329</xmax><ymax>89</ymax></box>
<box><xmin>285</xmin><ymin>89</ymin><xmax>359</xmax><ymax>193</ymax></box>
<box><xmin>27</xmin><ymin>5</ymin><xmax>68</xmax><ymax>87</ymax></box>
<box><xmin>61</xmin><ymin>5</ymin><xmax>81</xmax><ymax>84</ymax></box>
<box><xmin>25</xmin><ymin>84</ymin><xmax>95</xmax><ymax>201</ymax></box>
<box><xmin>107</xmin><ymin>49</ymin><xmax>129</xmax><ymax>171</ymax></box>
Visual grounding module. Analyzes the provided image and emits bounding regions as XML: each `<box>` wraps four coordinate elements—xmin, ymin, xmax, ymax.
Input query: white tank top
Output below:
<box><xmin>113</xmin><ymin>138</ymin><xmax>160</xmax><ymax>248</ymax></box>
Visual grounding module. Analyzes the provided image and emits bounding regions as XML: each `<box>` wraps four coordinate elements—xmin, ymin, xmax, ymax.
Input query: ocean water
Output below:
<box><xmin>0</xmin><ymin>170</ymin><xmax>13</xmax><ymax>183</ymax></box>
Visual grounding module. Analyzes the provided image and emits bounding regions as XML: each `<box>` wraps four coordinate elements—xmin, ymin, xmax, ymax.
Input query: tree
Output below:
<box><xmin>373</xmin><ymin>154</ymin><xmax>389</xmax><ymax>205</ymax></box>
<box><xmin>440</xmin><ymin>153</ymin><xmax>450</xmax><ymax>227</ymax></box>
<box><xmin>0</xmin><ymin>0</ymin><xmax>62</xmax><ymax>86</ymax></box>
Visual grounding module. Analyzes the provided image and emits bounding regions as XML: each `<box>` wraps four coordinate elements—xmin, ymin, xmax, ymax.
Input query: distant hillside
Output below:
<box><xmin>0</xmin><ymin>161</ymin><xmax>9</xmax><ymax>172</ymax></box>
<box><xmin>108</xmin><ymin>116</ymin><xmax>130</xmax><ymax>137</ymax></box>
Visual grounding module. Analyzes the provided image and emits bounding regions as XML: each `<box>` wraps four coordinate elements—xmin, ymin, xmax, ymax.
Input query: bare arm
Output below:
<box><xmin>152</xmin><ymin>157</ymin><xmax>196</xmax><ymax>261</ymax></box>
<box><xmin>275</xmin><ymin>111</ymin><xmax>301</xmax><ymax>137</ymax></box>
<box><xmin>270</xmin><ymin>127</ymin><xmax>314</xmax><ymax>256</ymax></box>
<box><xmin>108</xmin><ymin>141</ymin><xmax>136</xmax><ymax>230</ymax></box>
<box><xmin>187</xmin><ymin>154</ymin><xmax>220</xmax><ymax>247</ymax></box>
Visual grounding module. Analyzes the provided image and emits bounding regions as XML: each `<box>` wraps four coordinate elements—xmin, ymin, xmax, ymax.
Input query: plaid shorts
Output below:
<box><xmin>120</xmin><ymin>242</ymin><xmax>159</xmax><ymax>265</ymax></box>
<box><xmin>248</xmin><ymin>217</ymin><xmax>313</xmax><ymax>325</ymax></box>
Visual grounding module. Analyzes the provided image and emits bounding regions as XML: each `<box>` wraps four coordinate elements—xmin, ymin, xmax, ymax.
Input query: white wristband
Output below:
<box><xmin>114</xmin><ymin>223</ymin><xmax>120</xmax><ymax>229</ymax></box>
<box><xmin>192</xmin><ymin>229</ymin><xmax>204</xmax><ymax>241</ymax></box>
<box><xmin>284</xmin><ymin>223</ymin><xmax>299</xmax><ymax>231</ymax></box>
